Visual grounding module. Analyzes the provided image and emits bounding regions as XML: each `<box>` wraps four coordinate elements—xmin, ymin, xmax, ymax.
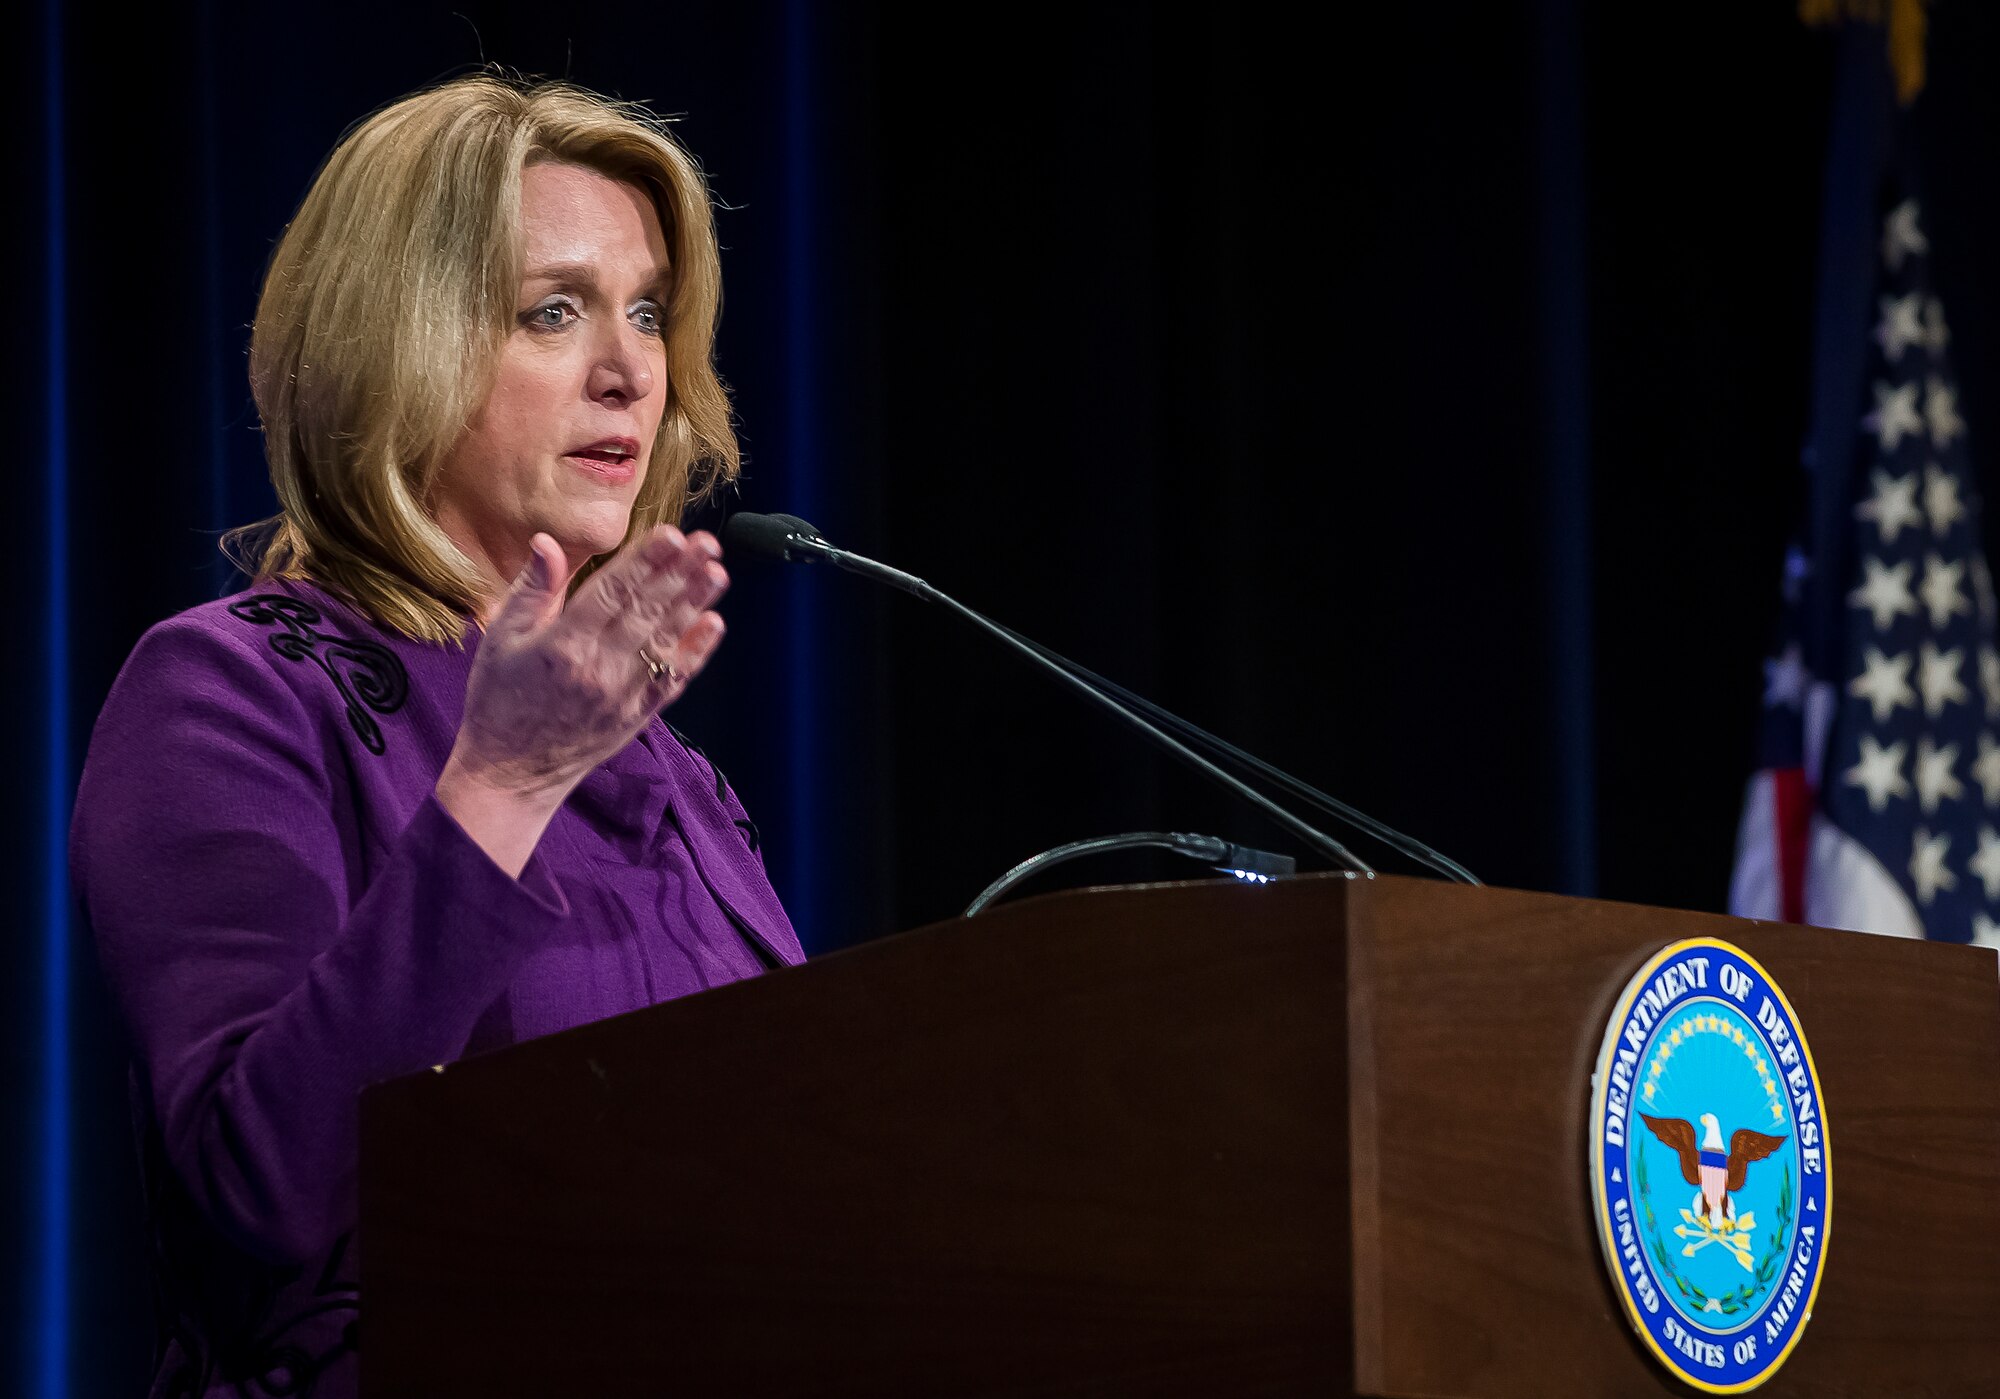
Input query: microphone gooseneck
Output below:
<box><xmin>989</xmin><ymin>625</ymin><xmax>1480</xmax><ymax>885</ymax></box>
<box><xmin>722</xmin><ymin>510</ymin><xmax>1475</xmax><ymax>883</ymax></box>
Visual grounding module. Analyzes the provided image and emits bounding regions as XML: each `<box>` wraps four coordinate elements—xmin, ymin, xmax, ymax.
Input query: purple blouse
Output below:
<box><xmin>69</xmin><ymin>579</ymin><xmax>801</xmax><ymax>1399</ymax></box>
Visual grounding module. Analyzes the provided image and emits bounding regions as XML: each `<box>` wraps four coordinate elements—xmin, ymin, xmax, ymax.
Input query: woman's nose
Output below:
<box><xmin>588</xmin><ymin>321</ymin><xmax>656</xmax><ymax>404</ymax></box>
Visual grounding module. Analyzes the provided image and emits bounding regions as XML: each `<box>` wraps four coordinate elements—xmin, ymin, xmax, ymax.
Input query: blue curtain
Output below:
<box><xmin>15</xmin><ymin>4</ymin><xmax>2000</xmax><ymax>1392</ymax></box>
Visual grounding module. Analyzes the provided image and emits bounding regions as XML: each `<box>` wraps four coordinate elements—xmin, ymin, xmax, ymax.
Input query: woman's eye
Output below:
<box><xmin>525</xmin><ymin>299</ymin><xmax>576</xmax><ymax>330</ymax></box>
<box><xmin>631</xmin><ymin>302</ymin><xmax>664</xmax><ymax>335</ymax></box>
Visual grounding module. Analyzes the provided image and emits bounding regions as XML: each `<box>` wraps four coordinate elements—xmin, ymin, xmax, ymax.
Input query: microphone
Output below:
<box><xmin>715</xmin><ymin>511</ymin><xmax>826</xmax><ymax>565</ymax></box>
<box><xmin>724</xmin><ymin>510</ymin><xmax>1477</xmax><ymax>884</ymax></box>
<box><xmin>725</xmin><ymin>511</ymin><xmax>1428</xmax><ymax>878</ymax></box>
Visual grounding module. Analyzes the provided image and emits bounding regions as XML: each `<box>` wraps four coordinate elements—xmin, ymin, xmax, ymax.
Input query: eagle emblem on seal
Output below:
<box><xmin>1640</xmin><ymin>1111</ymin><xmax>1788</xmax><ymax>1270</ymax></box>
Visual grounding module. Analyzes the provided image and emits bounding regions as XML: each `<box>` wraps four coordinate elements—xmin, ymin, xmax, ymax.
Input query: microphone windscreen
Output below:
<box><xmin>767</xmin><ymin>513</ymin><xmax>826</xmax><ymax>541</ymax></box>
<box><xmin>721</xmin><ymin>511</ymin><xmax>815</xmax><ymax>561</ymax></box>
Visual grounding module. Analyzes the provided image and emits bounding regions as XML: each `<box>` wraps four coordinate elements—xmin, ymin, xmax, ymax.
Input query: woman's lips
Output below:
<box><xmin>563</xmin><ymin>451</ymin><xmax>637</xmax><ymax>483</ymax></box>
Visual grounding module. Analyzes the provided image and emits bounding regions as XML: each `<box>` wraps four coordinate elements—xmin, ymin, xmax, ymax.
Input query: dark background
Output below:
<box><xmin>8</xmin><ymin>1</ymin><xmax>1998</xmax><ymax>1390</ymax></box>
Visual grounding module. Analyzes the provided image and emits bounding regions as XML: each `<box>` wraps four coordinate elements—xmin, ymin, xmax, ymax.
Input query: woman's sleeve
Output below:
<box><xmin>70</xmin><ymin>615</ymin><xmax>568</xmax><ymax>1265</ymax></box>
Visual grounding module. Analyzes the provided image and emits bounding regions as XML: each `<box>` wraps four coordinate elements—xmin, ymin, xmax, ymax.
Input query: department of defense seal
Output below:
<box><xmin>1588</xmin><ymin>938</ymin><xmax>1831</xmax><ymax>1393</ymax></box>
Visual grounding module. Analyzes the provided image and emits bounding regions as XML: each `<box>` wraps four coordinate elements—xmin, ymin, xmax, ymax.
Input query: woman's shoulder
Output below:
<box><xmin>135</xmin><ymin>576</ymin><xmax>397</xmax><ymax>653</ymax></box>
<box><xmin>117</xmin><ymin>579</ymin><xmax>356</xmax><ymax>693</ymax></box>
<box><xmin>98</xmin><ymin>577</ymin><xmax>438</xmax><ymax>756</ymax></box>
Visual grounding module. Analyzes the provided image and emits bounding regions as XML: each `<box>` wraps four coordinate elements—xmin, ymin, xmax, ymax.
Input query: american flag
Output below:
<box><xmin>1732</xmin><ymin>193</ymin><xmax>2000</xmax><ymax>948</ymax></box>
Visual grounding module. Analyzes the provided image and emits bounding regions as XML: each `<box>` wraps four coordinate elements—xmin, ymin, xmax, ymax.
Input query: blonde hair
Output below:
<box><xmin>232</xmin><ymin>73</ymin><xmax>738</xmax><ymax>643</ymax></box>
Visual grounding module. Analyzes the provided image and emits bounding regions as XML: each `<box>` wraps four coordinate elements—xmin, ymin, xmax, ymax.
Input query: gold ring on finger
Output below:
<box><xmin>638</xmin><ymin>646</ymin><xmax>682</xmax><ymax>686</ymax></box>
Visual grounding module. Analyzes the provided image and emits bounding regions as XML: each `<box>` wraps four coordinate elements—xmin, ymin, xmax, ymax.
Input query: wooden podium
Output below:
<box><xmin>358</xmin><ymin>874</ymin><xmax>2000</xmax><ymax>1396</ymax></box>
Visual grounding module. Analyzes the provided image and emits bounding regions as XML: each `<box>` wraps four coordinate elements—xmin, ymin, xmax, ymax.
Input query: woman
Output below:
<box><xmin>68</xmin><ymin>74</ymin><xmax>798</xmax><ymax>1398</ymax></box>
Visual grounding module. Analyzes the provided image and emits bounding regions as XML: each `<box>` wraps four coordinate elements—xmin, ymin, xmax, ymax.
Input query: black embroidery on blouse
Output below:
<box><xmin>229</xmin><ymin>594</ymin><xmax>408</xmax><ymax>755</ymax></box>
<box><xmin>664</xmin><ymin>721</ymin><xmax>761</xmax><ymax>853</ymax></box>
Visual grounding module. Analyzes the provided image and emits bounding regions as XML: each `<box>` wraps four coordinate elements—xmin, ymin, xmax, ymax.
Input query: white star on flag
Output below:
<box><xmin>1918</xmin><ymin>641</ymin><xmax>1970</xmax><ymax>717</ymax></box>
<box><xmin>1854</xmin><ymin>468</ymin><xmax>1924</xmax><ymax>542</ymax></box>
<box><xmin>1975</xmin><ymin>914</ymin><xmax>2000</xmax><ymax>949</ymax></box>
<box><xmin>1924</xmin><ymin>466</ymin><xmax>1968</xmax><ymax>536</ymax></box>
<box><xmin>1848</xmin><ymin>556</ymin><xmax>1918</xmax><ymax>631</ymax></box>
<box><xmin>1910</xmin><ymin>826</ymin><xmax>1956</xmax><ymax>904</ymax></box>
<box><xmin>1850</xmin><ymin>646</ymin><xmax>1917</xmax><ymax>723</ymax></box>
<box><xmin>1844</xmin><ymin>735</ymin><xmax>1909</xmax><ymax>813</ymax></box>
<box><xmin>1763</xmin><ymin>645</ymin><xmax>1808</xmax><ymax>709</ymax></box>
<box><xmin>1876</xmin><ymin>292</ymin><xmax>1926</xmax><ymax>361</ymax></box>
<box><xmin>1926</xmin><ymin>377</ymin><xmax>1966</xmax><ymax>448</ymax></box>
<box><xmin>1919</xmin><ymin>555</ymin><xmax>1971</xmax><ymax>630</ymax></box>
<box><xmin>1883</xmin><ymin>199</ymin><xmax>1929</xmax><ymax>270</ymax></box>
<box><xmin>1924</xmin><ymin>297</ymin><xmax>1951</xmax><ymax>356</ymax></box>
<box><xmin>1916</xmin><ymin>735</ymin><xmax>1964</xmax><ymax>812</ymax></box>
<box><xmin>1983</xmin><ymin>648</ymin><xmax>2000</xmax><ymax>717</ymax></box>
<box><xmin>1865</xmin><ymin>382</ymin><xmax>1924</xmax><ymax>452</ymax></box>
<box><xmin>1969</xmin><ymin>828</ymin><xmax>2000</xmax><ymax>901</ymax></box>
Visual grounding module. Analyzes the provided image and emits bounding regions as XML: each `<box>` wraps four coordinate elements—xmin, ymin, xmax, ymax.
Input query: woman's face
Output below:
<box><xmin>432</xmin><ymin>161</ymin><xmax>672</xmax><ymax>592</ymax></box>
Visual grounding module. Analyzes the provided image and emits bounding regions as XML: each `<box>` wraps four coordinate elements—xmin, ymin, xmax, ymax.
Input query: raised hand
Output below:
<box><xmin>435</xmin><ymin>525</ymin><xmax>728</xmax><ymax>875</ymax></box>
